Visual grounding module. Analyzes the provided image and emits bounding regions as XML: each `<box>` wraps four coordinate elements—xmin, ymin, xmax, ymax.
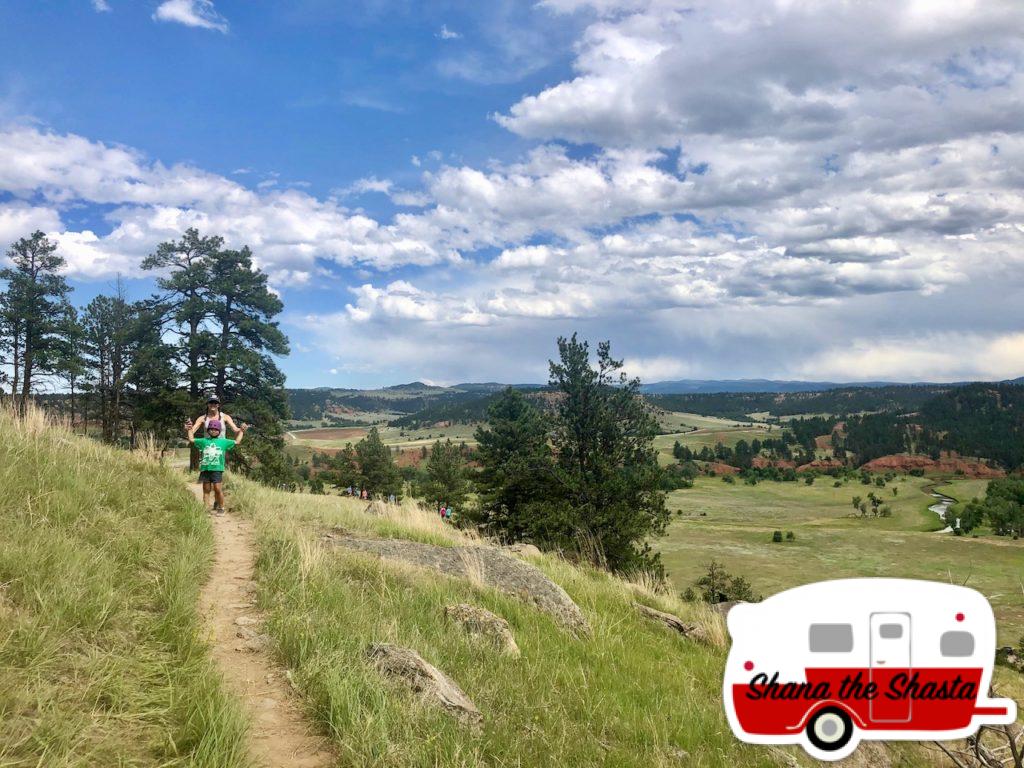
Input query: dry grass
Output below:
<box><xmin>0</xmin><ymin>404</ymin><xmax>249</xmax><ymax>767</ymax></box>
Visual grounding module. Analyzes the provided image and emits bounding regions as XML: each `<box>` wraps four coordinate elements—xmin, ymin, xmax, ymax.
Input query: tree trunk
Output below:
<box><xmin>216</xmin><ymin>297</ymin><xmax>232</xmax><ymax>400</ymax></box>
<box><xmin>10</xmin><ymin>332</ymin><xmax>19</xmax><ymax>411</ymax></box>
<box><xmin>20</xmin><ymin>340</ymin><xmax>33</xmax><ymax>416</ymax></box>
<box><xmin>188</xmin><ymin>315</ymin><xmax>200</xmax><ymax>470</ymax></box>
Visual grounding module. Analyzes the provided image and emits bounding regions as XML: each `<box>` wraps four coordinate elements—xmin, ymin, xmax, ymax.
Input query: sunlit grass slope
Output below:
<box><xmin>0</xmin><ymin>408</ymin><xmax>247</xmax><ymax>767</ymax></box>
<box><xmin>229</xmin><ymin>477</ymin><xmax>791</xmax><ymax>768</ymax></box>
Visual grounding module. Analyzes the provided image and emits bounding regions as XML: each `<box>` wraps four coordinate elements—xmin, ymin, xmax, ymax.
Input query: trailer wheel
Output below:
<box><xmin>806</xmin><ymin>707</ymin><xmax>853</xmax><ymax>752</ymax></box>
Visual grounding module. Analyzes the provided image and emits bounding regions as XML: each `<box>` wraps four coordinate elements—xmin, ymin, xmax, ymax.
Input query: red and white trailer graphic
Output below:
<box><xmin>724</xmin><ymin>578</ymin><xmax>1017</xmax><ymax>761</ymax></box>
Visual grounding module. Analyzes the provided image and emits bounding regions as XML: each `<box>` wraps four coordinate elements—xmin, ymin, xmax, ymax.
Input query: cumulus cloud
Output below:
<box><xmin>0</xmin><ymin>125</ymin><xmax>455</xmax><ymax>279</ymax></box>
<box><xmin>153</xmin><ymin>0</ymin><xmax>228</xmax><ymax>32</ymax></box>
<box><xmin>91</xmin><ymin>0</ymin><xmax>111</xmax><ymax>12</ymax></box>
<box><xmin>6</xmin><ymin>0</ymin><xmax>1024</xmax><ymax>382</ymax></box>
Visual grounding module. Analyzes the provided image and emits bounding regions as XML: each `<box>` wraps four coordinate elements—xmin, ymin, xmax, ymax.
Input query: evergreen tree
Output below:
<box><xmin>548</xmin><ymin>334</ymin><xmax>668</xmax><ymax>572</ymax></box>
<box><xmin>141</xmin><ymin>228</ymin><xmax>220</xmax><ymax>402</ymax></box>
<box><xmin>472</xmin><ymin>387</ymin><xmax>554</xmax><ymax>542</ymax></box>
<box><xmin>52</xmin><ymin>304</ymin><xmax>87</xmax><ymax>429</ymax></box>
<box><xmin>0</xmin><ymin>232</ymin><xmax>72</xmax><ymax>412</ymax></box>
<box><xmin>81</xmin><ymin>292</ymin><xmax>135</xmax><ymax>442</ymax></box>
<box><xmin>205</xmin><ymin>245</ymin><xmax>292</xmax><ymax>481</ymax></box>
<box><xmin>356</xmin><ymin>427</ymin><xmax>401</xmax><ymax>498</ymax></box>
<box><xmin>423</xmin><ymin>439</ymin><xmax>468</xmax><ymax>511</ymax></box>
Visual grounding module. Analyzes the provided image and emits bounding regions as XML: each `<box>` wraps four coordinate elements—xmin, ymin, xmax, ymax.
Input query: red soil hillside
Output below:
<box><xmin>860</xmin><ymin>453</ymin><xmax>1005</xmax><ymax>478</ymax></box>
<box><xmin>751</xmin><ymin>456</ymin><xmax>796</xmax><ymax>469</ymax></box>
<box><xmin>796</xmin><ymin>458</ymin><xmax>845</xmax><ymax>472</ymax></box>
<box><xmin>700</xmin><ymin>461</ymin><xmax>740</xmax><ymax>475</ymax></box>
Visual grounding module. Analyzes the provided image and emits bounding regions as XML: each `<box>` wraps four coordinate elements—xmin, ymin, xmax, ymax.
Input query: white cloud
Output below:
<box><xmin>438</xmin><ymin>24</ymin><xmax>461</xmax><ymax>40</ymax></box>
<box><xmin>798</xmin><ymin>332</ymin><xmax>1024</xmax><ymax>382</ymax></box>
<box><xmin>153</xmin><ymin>0</ymin><xmax>228</xmax><ymax>33</ymax></box>
<box><xmin>91</xmin><ymin>0</ymin><xmax>111</xmax><ymax>12</ymax></box>
<box><xmin>0</xmin><ymin>125</ymin><xmax>455</xmax><ymax>279</ymax></box>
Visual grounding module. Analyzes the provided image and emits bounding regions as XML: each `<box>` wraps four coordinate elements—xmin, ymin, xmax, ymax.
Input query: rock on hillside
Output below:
<box><xmin>444</xmin><ymin>603</ymin><xmax>519</xmax><ymax>655</ymax></box>
<box><xmin>634</xmin><ymin>603</ymin><xmax>712</xmax><ymax>645</ymax></box>
<box><xmin>860</xmin><ymin>452</ymin><xmax>1004</xmax><ymax>478</ymax></box>
<box><xmin>322</xmin><ymin>532</ymin><xmax>591</xmax><ymax>636</ymax></box>
<box><xmin>366</xmin><ymin>643</ymin><xmax>482</xmax><ymax>727</ymax></box>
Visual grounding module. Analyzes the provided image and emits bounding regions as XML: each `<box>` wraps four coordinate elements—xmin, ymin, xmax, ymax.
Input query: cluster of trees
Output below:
<box><xmin>850</xmin><ymin>493</ymin><xmax>893</xmax><ymax>518</ymax></box>
<box><xmin>672</xmin><ymin>435</ymin><xmax>817</xmax><ymax>468</ymax></box>
<box><xmin>959</xmin><ymin>478</ymin><xmax>1024</xmax><ymax>538</ymax></box>
<box><xmin>310</xmin><ymin>430</ymin><xmax>472</xmax><ymax>511</ymax></box>
<box><xmin>0</xmin><ymin>229</ymin><xmax>294</xmax><ymax>483</ymax></box>
<box><xmin>468</xmin><ymin>335</ymin><xmax>669</xmax><ymax>573</ymax></box>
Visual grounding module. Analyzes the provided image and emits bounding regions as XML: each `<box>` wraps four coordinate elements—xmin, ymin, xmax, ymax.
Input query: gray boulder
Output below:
<box><xmin>444</xmin><ymin>603</ymin><xmax>519</xmax><ymax>656</ymax></box>
<box><xmin>325</xmin><ymin>534</ymin><xmax>590</xmax><ymax>636</ymax></box>
<box><xmin>366</xmin><ymin>643</ymin><xmax>482</xmax><ymax>727</ymax></box>
<box><xmin>634</xmin><ymin>602</ymin><xmax>712</xmax><ymax>644</ymax></box>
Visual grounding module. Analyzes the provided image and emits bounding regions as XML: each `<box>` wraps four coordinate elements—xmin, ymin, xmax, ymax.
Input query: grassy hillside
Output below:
<box><xmin>0</xmin><ymin>409</ymin><xmax>247</xmax><ymax>767</ymax></box>
<box><xmin>227</xmin><ymin>477</ymin><xmax>791</xmax><ymax>768</ymax></box>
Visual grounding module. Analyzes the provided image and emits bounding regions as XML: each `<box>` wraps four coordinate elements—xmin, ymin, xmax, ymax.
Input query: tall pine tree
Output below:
<box><xmin>548</xmin><ymin>334</ymin><xmax>668</xmax><ymax>573</ymax></box>
<box><xmin>0</xmin><ymin>232</ymin><xmax>72</xmax><ymax>413</ymax></box>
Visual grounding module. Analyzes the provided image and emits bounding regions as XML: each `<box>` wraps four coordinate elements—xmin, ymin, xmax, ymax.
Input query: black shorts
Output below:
<box><xmin>199</xmin><ymin>470</ymin><xmax>224</xmax><ymax>484</ymax></box>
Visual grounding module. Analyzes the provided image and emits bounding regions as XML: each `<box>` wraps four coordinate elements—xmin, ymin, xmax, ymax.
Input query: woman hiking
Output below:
<box><xmin>186</xmin><ymin>395</ymin><xmax>242</xmax><ymax>440</ymax></box>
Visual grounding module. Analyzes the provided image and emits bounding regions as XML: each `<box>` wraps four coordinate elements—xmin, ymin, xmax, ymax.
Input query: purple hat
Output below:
<box><xmin>206</xmin><ymin>419</ymin><xmax>223</xmax><ymax>432</ymax></box>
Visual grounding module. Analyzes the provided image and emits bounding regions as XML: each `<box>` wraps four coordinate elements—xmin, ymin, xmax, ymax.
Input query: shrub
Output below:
<box><xmin>785</xmin><ymin>531</ymin><xmax>795</xmax><ymax>541</ymax></box>
<box><xmin>771</xmin><ymin>530</ymin><xmax>783</xmax><ymax>543</ymax></box>
<box><xmin>722</xmin><ymin>474</ymin><xmax>735</xmax><ymax>484</ymax></box>
<box><xmin>686</xmin><ymin>560</ymin><xmax>761</xmax><ymax>603</ymax></box>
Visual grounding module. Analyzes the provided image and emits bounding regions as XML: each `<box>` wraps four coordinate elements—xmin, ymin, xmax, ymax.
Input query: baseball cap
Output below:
<box><xmin>206</xmin><ymin>419</ymin><xmax>223</xmax><ymax>431</ymax></box>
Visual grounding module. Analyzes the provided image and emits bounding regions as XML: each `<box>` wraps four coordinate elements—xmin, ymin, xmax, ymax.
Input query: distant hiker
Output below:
<box><xmin>188</xmin><ymin>418</ymin><xmax>247</xmax><ymax>514</ymax></box>
<box><xmin>185</xmin><ymin>395</ymin><xmax>242</xmax><ymax>440</ymax></box>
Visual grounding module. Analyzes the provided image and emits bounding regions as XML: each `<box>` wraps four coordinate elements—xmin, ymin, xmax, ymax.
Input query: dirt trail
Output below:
<box><xmin>192</xmin><ymin>485</ymin><xmax>335</xmax><ymax>768</ymax></box>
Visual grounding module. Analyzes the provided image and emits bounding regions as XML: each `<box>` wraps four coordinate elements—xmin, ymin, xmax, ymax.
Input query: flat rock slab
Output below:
<box><xmin>323</xmin><ymin>533</ymin><xmax>590</xmax><ymax>637</ymax></box>
<box><xmin>366</xmin><ymin>643</ymin><xmax>482</xmax><ymax>727</ymax></box>
<box><xmin>634</xmin><ymin>602</ymin><xmax>711</xmax><ymax>644</ymax></box>
<box><xmin>444</xmin><ymin>603</ymin><xmax>520</xmax><ymax>656</ymax></box>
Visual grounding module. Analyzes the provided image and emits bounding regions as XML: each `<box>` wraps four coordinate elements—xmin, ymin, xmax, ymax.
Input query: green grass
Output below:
<box><xmin>0</xmin><ymin>409</ymin><xmax>248</xmax><ymax>767</ymax></box>
<box><xmin>228</xmin><ymin>477</ymin><xmax>793</xmax><ymax>768</ymax></box>
<box><xmin>657</xmin><ymin>475</ymin><xmax>1024</xmax><ymax>644</ymax></box>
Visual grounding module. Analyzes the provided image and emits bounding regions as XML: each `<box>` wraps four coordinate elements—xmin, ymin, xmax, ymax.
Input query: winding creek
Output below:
<box><xmin>928</xmin><ymin>492</ymin><xmax>957</xmax><ymax>533</ymax></box>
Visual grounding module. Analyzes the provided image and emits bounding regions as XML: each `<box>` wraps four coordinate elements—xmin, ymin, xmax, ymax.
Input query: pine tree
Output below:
<box><xmin>548</xmin><ymin>334</ymin><xmax>668</xmax><ymax>573</ymax></box>
<box><xmin>356</xmin><ymin>427</ymin><xmax>401</xmax><ymax>498</ymax></box>
<box><xmin>472</xmin><ymin>387</ymin><xmax>555</xmax><ymax>542</ymax></box>
<box><xmin>206</xmin><ymin>245</ymin><xmax>292</xmax><ymax>481</ymax></box>
<box><xmin>423</xmin><ymin>439</ymin><xmax>468</xmax><ymax>511</ymax></box>
<box><xmin>0</xmin><ymin>232</ymin><xmax>73</xmax><ymax>413</ymax></box>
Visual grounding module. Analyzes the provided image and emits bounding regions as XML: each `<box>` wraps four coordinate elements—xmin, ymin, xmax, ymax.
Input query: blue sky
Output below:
<box><xmin>2</xmin><ymin>1</ymin><xmax>1024</xmax><ymax>387</ymax></box>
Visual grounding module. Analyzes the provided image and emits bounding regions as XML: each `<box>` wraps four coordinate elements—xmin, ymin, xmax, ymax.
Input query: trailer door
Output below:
<box><xmin>869</xmin><ymin>612</ymin><xmax>912</xmax><ymax>722</ymax></box>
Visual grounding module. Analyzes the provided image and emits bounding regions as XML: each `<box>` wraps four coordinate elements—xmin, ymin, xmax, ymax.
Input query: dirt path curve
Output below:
<box><xmin>192</xmin><ymin>485</ymin><xmax>335</xmax><ymax>768</ymax></box>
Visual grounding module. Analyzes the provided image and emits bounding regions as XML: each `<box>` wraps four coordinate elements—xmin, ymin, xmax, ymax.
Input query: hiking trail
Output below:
<box><xmin>192</xmin><ymin>484</ymin><xmax>335</xmax><ymax>768</ymax></box>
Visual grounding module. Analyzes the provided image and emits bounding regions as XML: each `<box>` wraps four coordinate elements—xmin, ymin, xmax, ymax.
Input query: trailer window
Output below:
<box><xmin>809</xmin><ymin>624</ymin><xmax>853</xmax><ymax>653</ymax></box>
<box><xmin>940</xmin><ymin>631</ymin><xmax>974</xmax><ymax>657</ymax></box>
<box><xmin>879</xmin><ymin>623</ymin><xmax>903</xmax><ymax>639</ymax></box>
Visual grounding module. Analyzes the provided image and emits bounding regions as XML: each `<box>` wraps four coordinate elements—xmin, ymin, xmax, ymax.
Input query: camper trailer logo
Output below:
<box><xmin>723</xmin><ymin>578</ymin><xmax>1016</xmax><ymax>761</ymax></box>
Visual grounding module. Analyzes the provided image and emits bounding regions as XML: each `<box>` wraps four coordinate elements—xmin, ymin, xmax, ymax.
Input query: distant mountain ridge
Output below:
<box><xmin>638</xmin><ymin>378</ymin><xmax>901</xmax><ymax>394</ymax></box>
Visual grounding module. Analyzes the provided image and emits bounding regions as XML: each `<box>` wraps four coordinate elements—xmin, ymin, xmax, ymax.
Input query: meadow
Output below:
<box><xmin>657</xmin><ymin>475</ymin><xmax>1024</xmax><ymax>645</ymax></box>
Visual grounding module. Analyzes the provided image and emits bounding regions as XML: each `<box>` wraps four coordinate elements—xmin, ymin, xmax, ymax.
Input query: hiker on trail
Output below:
<box><xmin>185</xmin><ymin>395</ymin><xmax>242</xmax><ymax>439</ymax></box>
<box><xmin>188</xmin><ymin>418</ymin><xmax>247</xmax><ymax>514</ymax></box>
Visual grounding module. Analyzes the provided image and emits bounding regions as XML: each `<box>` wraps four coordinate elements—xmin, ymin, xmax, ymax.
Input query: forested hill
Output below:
<box><xmin>647</xmin><ymin>384</ymin><xmax>955</xmax><ymax>420</ymax></box>
<box><xmin>915</xmin><ymin>382</ymin><xmax>1024</xmax><ymax>469</ymax></box>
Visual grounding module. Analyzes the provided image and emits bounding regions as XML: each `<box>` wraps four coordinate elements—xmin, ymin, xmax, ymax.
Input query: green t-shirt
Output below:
<box><xmin>194</xmin><ymin>437</ymin><xmax>237</xmax><ymax>472</ymax></box>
